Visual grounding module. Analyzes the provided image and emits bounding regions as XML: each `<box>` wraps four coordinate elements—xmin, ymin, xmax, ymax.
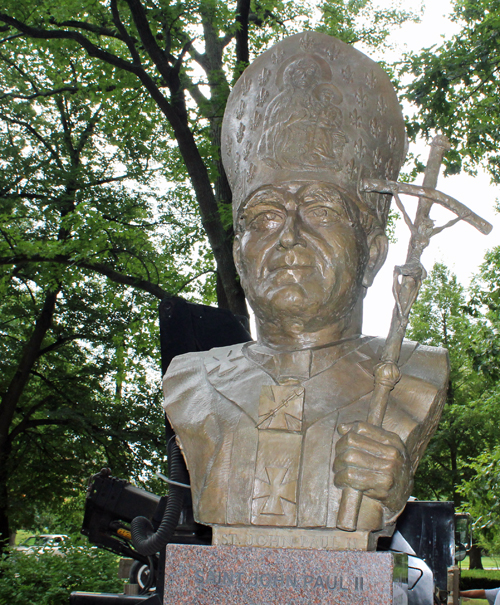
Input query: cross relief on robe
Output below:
<box><xmin>252</xmin><ymin>384</ymin><xmax>306</xmax><ymax>526</ymax></box>
<box><xmin>253</xmin><ymin>466</ymin><xmax>298</xmax><ymax>515</ymax></box>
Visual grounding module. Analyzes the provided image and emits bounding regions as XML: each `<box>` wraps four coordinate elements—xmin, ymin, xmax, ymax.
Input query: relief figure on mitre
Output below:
<box><xmin>258</xmin><ymin>55</ymin><xmax>347</xmax><ymax>171</ymax></box>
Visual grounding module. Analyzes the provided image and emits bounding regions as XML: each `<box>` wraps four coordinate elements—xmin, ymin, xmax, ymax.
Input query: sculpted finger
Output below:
<box><xmin>335</xmin><ymin>430</ymin><xmax>403</xmax><ymax>462</ymax></box>
<box><xmin>334</xmin><ymin>467</ymin><xmax>394</xmax><ymax>497</ymax></box>
<box><xmin>338</xmin><ymin>421</ymin><xmax>405</xmax><ymax>455</ymax></box>
<box><xmin>351</xmin><ymin>422</ymin><xmax>406</xmax><ymax>453</ymax></box>
<box><xmin>333</xmin><ymin>447</ymin><xmax>402</xmax><ymax>475</ymax></box>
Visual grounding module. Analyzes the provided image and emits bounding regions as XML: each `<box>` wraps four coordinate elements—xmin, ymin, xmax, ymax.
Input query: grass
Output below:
<box><xmin>462</xmin><ymin>555</ymin><xmax>500</xmax><ymax>570</ymax></box>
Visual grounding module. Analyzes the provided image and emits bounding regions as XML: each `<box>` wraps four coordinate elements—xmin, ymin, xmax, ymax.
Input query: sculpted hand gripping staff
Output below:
<box><xmin>163</xmin><ymin>32</ymin><xmax>491</xmax><ymax>550</ymax></box>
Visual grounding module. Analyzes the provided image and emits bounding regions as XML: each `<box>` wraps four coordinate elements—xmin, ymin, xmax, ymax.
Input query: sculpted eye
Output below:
<box><xmin>249</xmin><ymin>210</ymin><xmax>284</xmax><ymax>230</ymax></box>
<box><xmin>304</xmin><ymin>206</ymin><xmax>340</xmax><ymax>224</ymax></box>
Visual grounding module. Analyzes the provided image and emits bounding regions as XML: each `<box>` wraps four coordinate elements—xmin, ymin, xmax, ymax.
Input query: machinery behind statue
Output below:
<box><xmin>70</xmin><ymin>296</ymin><xmax>471</xmax><ymax>605</ymax></box>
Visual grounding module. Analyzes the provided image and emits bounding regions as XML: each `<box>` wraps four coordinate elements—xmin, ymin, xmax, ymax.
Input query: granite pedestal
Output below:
<box><xmin>164</xmin><ymin>544</ymin><xmax>407</xmax><ymax>605</ymax></box>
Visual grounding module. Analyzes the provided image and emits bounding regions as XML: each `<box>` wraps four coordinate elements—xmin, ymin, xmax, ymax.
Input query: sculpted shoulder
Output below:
<box><xmin>362</xmin><ymin>336</ymin><xmax>450</xmax><ymax>389</ymax></box>
<box><xmin>163</xmin><ymin>342</ymin><xmax>250</xmax><ymax>386</ymax></box>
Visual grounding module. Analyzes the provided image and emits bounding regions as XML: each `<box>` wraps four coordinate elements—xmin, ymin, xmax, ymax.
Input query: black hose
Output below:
<box><xmin>130</xmin><ymin>437</ymin><xmax>187</xmax><ymax>556</ymax></box>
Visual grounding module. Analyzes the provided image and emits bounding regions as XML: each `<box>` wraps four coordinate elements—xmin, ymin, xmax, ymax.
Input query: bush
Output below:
<box><xmin>460</xmin><ymin>570</ymin><xmax>500</xmax><ymax>591</ymax></box>
<box><xmin>0</xmin><ymin>536</ymin><xmax>123</xmax><ymax>605</ymax></box>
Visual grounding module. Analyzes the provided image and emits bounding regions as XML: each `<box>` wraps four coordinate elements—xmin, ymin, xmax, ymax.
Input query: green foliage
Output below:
<box><xmin>318</xmin><ymin>0</ymin><xmax>421</xmax><ymax>48</ymax></box>
<box><xmin>452</xmin><ymin>247</ymin><xmax>500</xmax><ymax>551</ymax></box>
<box><xmin>401</xmin><ymin>0</ymin><xmax>500</xmax><ymax>181</ymax></box>
<box><xmin>0</xmin><ymin>538</ymin><xmax>122</xmax><ymax>605</ymax></box>
<box><xmin>408</xmin><ymin>263</ymin><xmax>499</xmax><ymax>504</ymax></box>
<box><xmin>0</xmin><ymin>32</ymin><xmax>213</xmax><ymax>540</ymax></box>
<box><xmin>459</xmin><ymin>447</ymin><xmax>500</xmax><ymax>553</ymax></box>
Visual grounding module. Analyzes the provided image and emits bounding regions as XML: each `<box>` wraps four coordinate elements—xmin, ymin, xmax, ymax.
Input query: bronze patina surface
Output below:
<box><xmin>162</xmin><ymin>32</ymin><xmax>450</xmax><ymax>550</ymax></box>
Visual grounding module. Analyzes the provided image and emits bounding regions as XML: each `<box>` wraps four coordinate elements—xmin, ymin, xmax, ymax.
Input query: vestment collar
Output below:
<box><xmin>242</xmin><ymin>335</ymin><xmax>375</xmax><ymax>384</ymax></box>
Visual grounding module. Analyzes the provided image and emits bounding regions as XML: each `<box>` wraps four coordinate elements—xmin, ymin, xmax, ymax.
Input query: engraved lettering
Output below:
<box><xmin>314</xmin><ymin>576</ymin><xmax>325</xmax><ymax>588</ymax></box>
<box><xmin>339</xmin><ymin>576</ymin><xmax>348</xmax><ymax>591</ymax></box>
<box><xmin>304</xmin><ymin>575</ymin><xmax>314</xmax><ymax>587</ymax></box>
<box><xmin>194</xmin><ymin>570</ymin><xmax>204</xmax><ymax>584</ymax></box>
<box><xmin>286</xmin><ymin>574</ymin><xmax>297</xmax><ymax>587</ymax></box>
<box><xmin>260</xmin><ymin>573</ymin><xmax>272</xmax><ymax>587</ymax></box>
<box><xmin>206</xmin><ymin>570</ymin><xmax>221</xmax><ymax>584</ymax></box>
<box><xmin>235</xmin><ymin>572</ymin><xmax>244</xmax><ymax>585</ymax></box>
<box><xmin>355</xmin><ymin>576</ymin><xmax>364</xmax><ymax>591</ymax></box>
<box><xmin>222</xmin><ymin>571</ymin><xmax>233</xmax><ymax>585</ymax></box>
<box><xmin>327</xmin><ymin>576</ymin><xmax>337</xmax><ymax>590</ymax></box>
<box><xmin>269</xmin><ymin>534</ymin><xmax>280</xmax><ymax>547</ymax></box>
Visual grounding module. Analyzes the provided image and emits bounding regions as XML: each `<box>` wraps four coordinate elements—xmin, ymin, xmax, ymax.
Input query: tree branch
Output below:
<box><xmin>110</xmin><ymin>0</ymin><xmax>142</xmax><ymax>65</ymax></box>
<box><xmin>1</xmin><ymin>253</ymin><xmax>167</xmax><ymax>299</ymax></box>
<box><xmin>37</xmin><ymin>334</ymin><xmax>90</xmax><ymax>357</ymax></box>
<box><xmin>123</xmin><ymin>0</ymin><xmax>172</xmax><ymax>83</ymax></box>
<box><xmin>0</xmin><ymin>112</ymin><xmax>63</xmax><ymax>169</ymax></box>
<box><xmin>0</xmin><ymin>13</ymin><xmax>141</xmax><ymax>75</ymax></box>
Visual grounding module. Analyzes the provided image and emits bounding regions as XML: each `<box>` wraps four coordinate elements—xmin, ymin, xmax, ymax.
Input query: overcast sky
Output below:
<box><xmin>362</xmin><ymin>0</ymin><xmax>500</xmax><ymax>334</ymax></box>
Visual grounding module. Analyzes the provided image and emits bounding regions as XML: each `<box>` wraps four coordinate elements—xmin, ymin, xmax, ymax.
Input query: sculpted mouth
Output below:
<box><xmin>268</xmin><ymin>264</ymin><xmax>317</xmax><ymax>274</ymax></box>
<box><xmin>272</xmin><ymin>264</ymin><xmax>314</xmax><ymax>270</ymax></box>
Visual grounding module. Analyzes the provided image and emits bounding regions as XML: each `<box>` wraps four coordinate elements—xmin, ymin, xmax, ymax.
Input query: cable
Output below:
<box><xmin>130</xmin><ymin>436</ymin><xmax>187</xmax><ymax>556</ymax></box>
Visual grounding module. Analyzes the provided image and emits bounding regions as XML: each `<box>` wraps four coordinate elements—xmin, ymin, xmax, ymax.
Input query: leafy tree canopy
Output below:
<box><xmin>401</xmin><ymin>0</ymin><xmax>500</xmax><ymax>182</ymax></box>
<box><xmin>408</xmin><ymin>263</ymin><xmax>500</xmax><ymax>505</ymax></box>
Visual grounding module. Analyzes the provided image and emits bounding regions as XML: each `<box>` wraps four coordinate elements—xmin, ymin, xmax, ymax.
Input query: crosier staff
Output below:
<box><xmin>337</xmin><ymin>135</ymin><xmax>493</xmax><ymax>532</ymax></box>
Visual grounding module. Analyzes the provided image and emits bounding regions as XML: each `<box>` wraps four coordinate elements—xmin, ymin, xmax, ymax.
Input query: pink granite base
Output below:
<box><xmin>164</xmin><ymin>544</ymin><xmax>408</xmax><ymax>604</ymax></box>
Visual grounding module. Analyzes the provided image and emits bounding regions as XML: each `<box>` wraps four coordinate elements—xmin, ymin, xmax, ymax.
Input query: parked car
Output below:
<box><xmin>15</xmin><ymin>534</ymin><xmax>69</xmax><ymax>555</ymax></box>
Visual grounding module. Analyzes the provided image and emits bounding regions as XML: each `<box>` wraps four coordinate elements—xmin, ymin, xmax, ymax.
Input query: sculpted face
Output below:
<box><xmin>234</xmin><ymin>182</ymin><xmax>370</xmax><ymax>334</ymax></box>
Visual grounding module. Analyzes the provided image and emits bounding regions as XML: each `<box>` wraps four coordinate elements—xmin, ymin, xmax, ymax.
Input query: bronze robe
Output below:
<box><xmin>162</xmin><ymin>336</ymin><xmax>448</xmax><ymax>534</ymax></box>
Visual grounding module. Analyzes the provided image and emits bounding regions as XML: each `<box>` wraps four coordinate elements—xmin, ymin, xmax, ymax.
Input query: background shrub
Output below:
<box><xmin>0</xmin><ymin>536</ymin><xmax>123</xmax><ymax>605</ymax></box>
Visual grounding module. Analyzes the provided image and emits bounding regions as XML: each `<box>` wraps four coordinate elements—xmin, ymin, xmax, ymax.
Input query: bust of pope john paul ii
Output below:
<box><xmin>162</xmin><ymin>32</ymin><xmax>449</xmax><ymax>551</ymax></box>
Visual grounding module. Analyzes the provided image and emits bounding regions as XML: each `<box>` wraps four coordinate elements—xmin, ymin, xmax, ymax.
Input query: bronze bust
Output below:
<box><xmin>162</xmin><ymin>32</ymin><xmax>449</xmax><ymax>551</ymax></box>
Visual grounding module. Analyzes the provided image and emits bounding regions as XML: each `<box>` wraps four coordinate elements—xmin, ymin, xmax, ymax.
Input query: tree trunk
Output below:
<box><xmin>469</xmin><ymin>543</ymin><xmax>484</xmax><ymax>570</ymax></box>
<box><xmin>0</xmin><ymin>288</ymin><xmax>59</xmax><ymax>553</ymax></box>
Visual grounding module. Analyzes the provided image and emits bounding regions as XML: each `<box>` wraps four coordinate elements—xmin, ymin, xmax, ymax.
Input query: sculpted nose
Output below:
<box><xmin>278</xmin><ymin>215</ymin><xmax>306</xmax><ymax>249</ymax></box>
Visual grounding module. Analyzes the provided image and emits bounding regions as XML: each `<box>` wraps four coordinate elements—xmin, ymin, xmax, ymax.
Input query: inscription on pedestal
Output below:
<box><xmin>164</xmin><ymin>545</ymin><xmax>407</xmax><ymax>605</ymax></box>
